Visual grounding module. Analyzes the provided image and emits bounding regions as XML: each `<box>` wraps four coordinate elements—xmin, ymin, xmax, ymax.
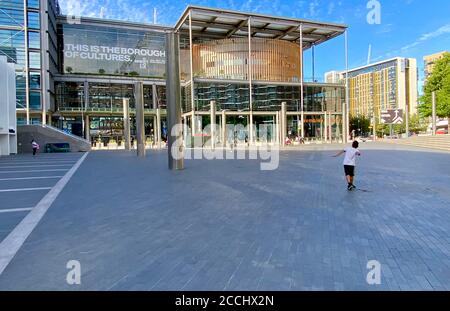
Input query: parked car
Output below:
<box><xmin>436</xmin><ymin>128</ymin><xmax>448</xmax><ymax>135</ymax></box>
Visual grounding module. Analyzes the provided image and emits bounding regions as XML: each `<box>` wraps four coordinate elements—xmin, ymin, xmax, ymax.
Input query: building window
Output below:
<box><xmin>29</xmin><ymin>71</ymin><xmax>40</xmax><ymax>89</ymax></box>
<box><xmin>29</xmin><ymin>51</ymin><xmax>41</xmax><ymax>68</ymax></box>
<box><xmin>55</xmin><ymin>81</ymin><xmax>84</xmax><ymax>110</ymax></box>
<box><xmin>27</xmin><ymin>0</ymin><xmax>40</xmax><ymax>9</ymax></box>
<box><xmin>0</xmin><ymin>5</ymin><xmax>25</xmax><ymax>27</ymax></box>
<box><xmin>16</xmin><ymin>89</ymin><xmax>27</xmax><ymax>109</ymax></box>
<box><xmin>17</xmin><ymin>117</ymin><xmax>26</xmax><ymax>125</ymax></box>
<box><xmin>0</xmin><ymin>29</ymin><xmax>26</xmax><ymax>66</ymax></box>
<box><xmin>29</xmin><ymin>91</ymin><xmax>41</xmax><ymax>110</ymax></box>
<box><xmin>31</xmin><ymin>117</ymin><xmax>42</xmax><ymax>125</ymax></box>
<box><xmin>88</xmin><ymin>83</ymin><xmax>135</xmax><ymax>111</ymax></box>
<box><xmin>27</xmin><ymin>11</ymin><xmax>40</xmax><ymax>29</ymax></box>
<box><xmin>28</xmin><ymin>31</ymin><xmax>40</xmax><ymax>49</ymax></box>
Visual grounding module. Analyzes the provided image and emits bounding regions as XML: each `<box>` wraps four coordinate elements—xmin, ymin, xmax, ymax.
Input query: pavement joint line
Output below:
<box><xmin>0</xmin><ymin>169</ymin><xmax>69</xmax><ymax>174</ymax></box>
<box><xmin>0</xmin><ymin>187</ymin><xmax>53</xmax><ymax>193</ymax></box>
<box><xmin>0</xmin><ymin>176</ymin><xmax>64</xmax><ymax>181</ymax></box>
<box><xmin>0</xmin><ymin>165</ymin><xmax>73</xmax><ymax>169</ymax></box>
<box><xmin>0</xmin><ymin>161</ymin><xmax>77</xmax><ymax>164</ymax></box>
<box><xmin>0</xmin><ymin>160</ymin><xmax>80</xmax><ymax>164</ymax></box>
<box><xmin>0</xmin><ymin>152</ymin><xmax>89</xmax><ymax>276</ymax></box>
<box><xmin>0</xmin><ymin>208</ymin><xmax>33</xmax><ymax>214</ymax></box>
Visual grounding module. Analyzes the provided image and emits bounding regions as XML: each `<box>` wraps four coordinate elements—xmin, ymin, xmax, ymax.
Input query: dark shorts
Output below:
<box><xmin>344</xmin><ymin>165</ymin><xmax>355</xmax><ymax>177</ymax></box>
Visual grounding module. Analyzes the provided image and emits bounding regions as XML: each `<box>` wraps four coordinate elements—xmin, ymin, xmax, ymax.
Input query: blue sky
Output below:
<box><xmin>59</xmin><ymin>0</ymin><xmax>450</xmax><ymax>88</ymax></box>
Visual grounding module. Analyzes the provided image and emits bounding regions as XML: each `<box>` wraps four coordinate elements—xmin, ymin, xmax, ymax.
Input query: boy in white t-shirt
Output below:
<box><xmin>333</xmin><ymin>141</ymin><xmax>361</xmax><ymax>191</ymax></box>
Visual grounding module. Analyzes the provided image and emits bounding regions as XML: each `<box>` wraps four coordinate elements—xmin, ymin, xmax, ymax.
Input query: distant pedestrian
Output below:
<box><xmin>333</xmin><ymin>141</ymin><xmax>361</xmax><ymax>191</ymax></box>
<box><xmin>31</xmin><ymin>139</ymin><xmax>39</xmax><ymax>156</ymax></box>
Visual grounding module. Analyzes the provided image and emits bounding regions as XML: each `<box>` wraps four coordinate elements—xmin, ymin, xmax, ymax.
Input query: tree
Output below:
<box><xmin>349</xmin><ymin>115</ymin><xmax>371</xmax><ymax>137</ymax></box>
<box><xmin>419</xmin><ymin>52</ymin><xmax>450</xmax><ymax>118</ymax></box>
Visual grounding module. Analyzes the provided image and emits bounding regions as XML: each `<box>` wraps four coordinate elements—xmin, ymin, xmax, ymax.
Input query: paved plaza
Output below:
<box><xmin>0</xmin><ymin>143</ymin><xmax>449</xmax><ymax>290</ymax></box>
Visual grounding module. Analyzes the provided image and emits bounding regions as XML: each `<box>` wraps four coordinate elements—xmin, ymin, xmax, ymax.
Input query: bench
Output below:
<box><xmin>45</xmin><ymin>143</ymin><xmax>71</xmax><ymax>153</ymax></box>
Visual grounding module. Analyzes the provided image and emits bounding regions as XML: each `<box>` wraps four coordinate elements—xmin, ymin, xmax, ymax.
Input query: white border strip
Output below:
<box><xmin>0</xmin><ymin>169</ymin><xmax>68</xmax><ymax>174</ymax></box>
<box><xmin>0</xmin><ymin>187</ymin><xmax>52</xmax><ymax>193</ymax></box>
<box><xmin>0</xmin><ymin>164</ymin><xmax>72</xmax><ymax>169</ymax></box>
<box><xmin>0</xmin><ymin>152</ymin><xmax>89</xmax><ymax>276</ymax></box>
<box><xmin>0</xmin><ymin>176</ymin><xmax>63</xmax><ymax>181</ymax></box>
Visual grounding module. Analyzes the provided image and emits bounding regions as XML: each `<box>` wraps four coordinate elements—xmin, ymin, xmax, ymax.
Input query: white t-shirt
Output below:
<box><xmin>343</xmin><ymin>147</ymin><xmax>360</xmax><ymax>166</ymax></box>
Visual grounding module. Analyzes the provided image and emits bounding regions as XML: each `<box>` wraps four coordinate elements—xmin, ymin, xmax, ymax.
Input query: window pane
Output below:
<box><xmin>29</xmin><ymin>71</ymin><xmax>40</xmax><ymax>89</ymax></box>
<box><xmin>27</xmin><ymin>11</ymin><xmax>40</xmax><ymax>29</ymax></box>
<box><xmin>29</xmin><ymin>91</ymin><xmax>41</xmax><ymax>110</ymax></box>
<box><xmin>0</xmin><ymin>6</ymin><xmax>24</xmax><ymax>27</ymax></box>
<box><xmin>16</xmin><ymin>72</ymin><xmax>27</xmax><ymax>89</ymax></box>
<box><xmin>27</xmin><ymin>0</ymin><xmax>40</xmax><ymax>9</ymax></box>
<box><xmin>0</xmin><ymin>29</ymin><xmax>26</xmax><ymax>66</ymax></box>
<box><xmin>17</xmin><ymin>117</ymin><xmax>27</xmax><ymax>125</ymax></box>
<box><xmin>55</xmin><ymin>81</ymin><xmax>84</xmax><ymax>110</ymax></box>
<box><xmin>16</xmin><ymin>89</ymin><xmax>27</xmax><ymax>109</ymax></box>
<box><xmin>29</xmin><ymin>51</ymin><xmax>40</xmax><ymax>68</ymax></box>
<box><xmin>31</xmin><ymin>117</ymin><xmax>42</xmax><ymax>125</ymax></box>
<box><xmin>28</xmin><ymin>31</ymin><xmax>40</xmax><ymax>49</ymax></box>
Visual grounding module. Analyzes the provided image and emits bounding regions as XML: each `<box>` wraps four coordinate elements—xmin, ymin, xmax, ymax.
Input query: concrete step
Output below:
<box><xmin>392</xmin><ymin>141</ymin><xmax>450</xmax><ymax>151</ymax></box>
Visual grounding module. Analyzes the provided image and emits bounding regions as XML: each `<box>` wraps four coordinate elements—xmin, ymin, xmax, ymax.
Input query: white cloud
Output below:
<box><xmin>401</xmin><ymin>23</ymin><xmax>450</xmax><ymax>52</ymax></box>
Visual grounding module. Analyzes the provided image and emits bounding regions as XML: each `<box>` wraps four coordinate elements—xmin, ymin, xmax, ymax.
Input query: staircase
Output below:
<box><xmin>387</xmin><ymin>135</ymin><xmax>450</xmax><ymax>152</ymax></box>
<box><xmin>17</xmin><ymin>124</ymin><xmax>91</xmax><ymax>153</ymax></box>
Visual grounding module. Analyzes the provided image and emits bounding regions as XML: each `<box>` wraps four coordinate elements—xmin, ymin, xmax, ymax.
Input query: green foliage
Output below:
<box><xmin>349</xmin><ymin>115</ymin><xmax>371</xmax><ymax>136</ymax></box>
<box><xmin>419</xmin><ymin>52</ymin><xmax>450</xmax><ymax>118</ymax></box>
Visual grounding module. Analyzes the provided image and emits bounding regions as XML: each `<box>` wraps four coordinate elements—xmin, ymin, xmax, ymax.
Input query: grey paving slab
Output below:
<box><xmin>0</xmin><ymin>191</ymin><xmax>49</xmax><ymax>210</ymax></box>
<box><xmin>0</xmin><ymin>144</ymin><xmax>449</xmax><ymax>290</ymax></box>
<box><xmin>0</xmin><ymin>212</ymin><xmax>29</xmax><ymax>241</ymax></box>
<box><xmin>0</xmin><ymin>179</ymin><xmax>58</xmax><ymax>190</ymax></box>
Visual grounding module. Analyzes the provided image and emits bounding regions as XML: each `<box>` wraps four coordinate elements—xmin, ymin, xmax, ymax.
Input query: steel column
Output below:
<box><xmin>299</xmin><ymin>24</ymin><xmax>304</xmax><ymax>139</ymax></box>
<box><xmin>189</xmin><ymin>12</ymin><xmax>195</xmax><ymax>135</ymax></box>
<box><xmin>134</xmin><ymin>82</ymin><xmax>146</xmax><ymax>157</ymax></box>
<box><xmin>221</xmin><ymin>110</ymin><xmax>226</xmax><ymax>147</ymax></box>
<box><xmin>166</xmin><ymin>31</ymin><xmax>184</xmax><ymax>170</ymax></box>
<box><xmin>281</xmin><ymin>102</ymin><xmax>287</xmax><ymax>145</ymax></box>
<box><xmin>248</xmin><ymin>17</ymin><xmax>254</xmax><ymax>143</ymax></box>
<box><xmin>23</xmin><ymin>0</ymin><xmax>30</xmax><ymax>124</ymax></box>
<box><xmin>123</xmin><ymin>98</ymin><xmax>131</xmax><ymax>150</ymax></box>
<box><xmin>210</xmin><ymin>101</ymin><xmax>216</xmax><ymax>149</ymax></box>
<box><xmin>344</xmin><ymin>30</ymin><xmax>350</xmax><ymax>143</ymax></box>
<box><xmin>156</xmin><ymin>107</ymin><xmax>161</xmax><ymax>149</ymax></box>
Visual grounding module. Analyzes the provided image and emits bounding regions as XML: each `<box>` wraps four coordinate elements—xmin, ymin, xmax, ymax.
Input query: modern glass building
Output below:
<box><xmin>0</xmin><ymin>0</ymin><xmax>58</xmax><ymax>125</ymax></box>
<box><xmin>1</xmin><ymin>2</ymin><xmax>350</xmax><ymax>147</ymax></box>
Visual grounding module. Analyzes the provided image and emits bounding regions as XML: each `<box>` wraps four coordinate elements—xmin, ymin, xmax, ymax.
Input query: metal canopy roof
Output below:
<box><xmin>175</xmin><ymin>6</ymin><xmax>347</xmax><ymax>50</ymax></box>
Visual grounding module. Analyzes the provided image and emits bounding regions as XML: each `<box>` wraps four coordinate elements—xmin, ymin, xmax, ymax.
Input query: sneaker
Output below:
<box><xmin>350</xmin><ymin>184</ymin><xmax>356</xmax><ymax>191</ymax></box>
<box><xmin>347</xmin><ymin>185</ymin><xmax>353</xmax><ymax>191</ymax></box>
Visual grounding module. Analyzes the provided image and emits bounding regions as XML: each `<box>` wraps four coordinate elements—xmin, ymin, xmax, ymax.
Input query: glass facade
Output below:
<box><xmin>193</xmin><ymin>82</ymin><xmax>251</xmax><ymax>112</ymax></box>
<box><xmin>55</xmin><ymin>81</ymin><xmax>167</xmax><ymax>112</ymax></box>
<box><xmin>0</xmin><ymin>0</ymin><xmax>42</xmax><ymax>111</ymax></box>
<box><xmin>60</xmin><ymin>24</ymin><xmax>166</xmax><ymax>78</ymax></box>
<box><xmin>192</xmin><ymin>82</ymin><xmax>344</xmax><ymax>113</ymax></box>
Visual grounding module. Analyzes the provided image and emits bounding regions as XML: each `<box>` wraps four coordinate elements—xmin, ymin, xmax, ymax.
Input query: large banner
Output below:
<box><xmin>62</xmin><ymin>24</ymin><xmax>166</xmax><ymax>78</ymax></box>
